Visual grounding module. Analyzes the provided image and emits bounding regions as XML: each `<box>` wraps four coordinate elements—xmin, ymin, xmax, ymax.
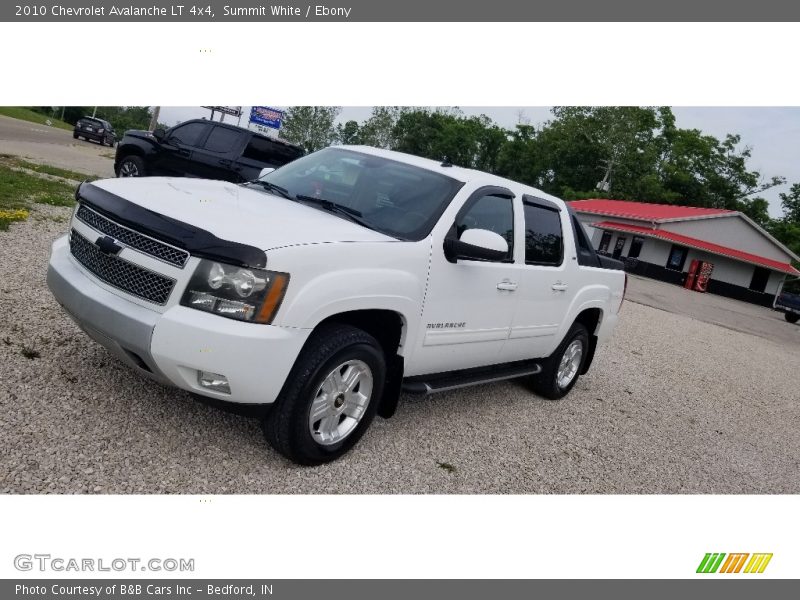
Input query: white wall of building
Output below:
<box><xmin>660</xmin><ymin>216</ymin><xmax>792</xmax><ymax>263</ymax></box>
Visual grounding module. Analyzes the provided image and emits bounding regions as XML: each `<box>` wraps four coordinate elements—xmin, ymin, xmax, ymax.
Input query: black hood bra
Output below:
<box><xmin>76</xmin><ymin>182</ymin><xmax>268</xmax><ymax>268</ymax></box>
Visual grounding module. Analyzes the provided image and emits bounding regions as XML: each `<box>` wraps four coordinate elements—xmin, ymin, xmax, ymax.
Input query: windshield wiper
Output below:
<box><xmin>250</xmin><ymin>180</ymin><xmax>294</xmax><ymax>200</ymax></box>
<box><xmin>295</xmin><ymin>195</ymin><xmax>379</xmax><ymax>232</ymax></box>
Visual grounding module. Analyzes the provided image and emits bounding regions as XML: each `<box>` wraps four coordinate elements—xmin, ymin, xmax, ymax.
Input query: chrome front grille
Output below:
<box><xmin>76</xmin><ymin>204</ymin><xmax>189</xmax><ymax>268</ymax></box>
<box><xmin>69</xmin><ymin>229</ymin><xmax>176</xmax><ymax>305</ymax></box>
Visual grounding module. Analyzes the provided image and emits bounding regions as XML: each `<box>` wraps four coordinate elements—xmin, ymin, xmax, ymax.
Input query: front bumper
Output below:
<box><xmin>47</xmin><ymin>235</ymin><xmax>311</xmax><ymax>404</ymax></box>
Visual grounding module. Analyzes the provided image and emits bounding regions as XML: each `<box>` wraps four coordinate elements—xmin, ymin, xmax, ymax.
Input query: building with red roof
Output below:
<box><xmin>569</xmin><ymin>199</ymin><xmax>799</xmax><ymax>306</ymax></box>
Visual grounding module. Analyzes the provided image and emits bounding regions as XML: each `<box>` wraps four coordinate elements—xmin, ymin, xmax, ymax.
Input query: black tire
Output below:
<box><xmin>786</xmin><ymin>312</ymin><xmax>799</xmax><ymax>324</ymax></box>
<box><xmin>72</xmin><ymin>132</ymin><xmax>78</xmax><ymax>139</ymax></box>
<box><xmin>262</xmin><ymin>324</ymin><xmax>386</xmax><ymax>465</ymax></box>
<box><xmin>529</xmin><ymin>322</ymin><xmax>589</xmax><ymax>400</ymax></box>
<box><xmin>117</xmin><ymin>155</ymin><xmax>145</xmax><ymax>177</ymax></box>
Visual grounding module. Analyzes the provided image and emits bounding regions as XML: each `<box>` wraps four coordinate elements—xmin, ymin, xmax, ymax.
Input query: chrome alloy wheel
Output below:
<box><xmin>119</xmin><ymin>160</ymin><xmax>139</xmax><ymax>176</ymax></box>
<box><xmin>556</xmin><ymin>340</ymin><xmax>583</xmax><ymax>389</ymax></box>
<box><xmin>308</xmin><ymin>360</ymin><xmax>373</xmax><ymax>446</ymax></box>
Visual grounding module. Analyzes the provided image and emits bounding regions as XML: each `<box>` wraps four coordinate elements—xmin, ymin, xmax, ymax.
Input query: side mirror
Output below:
<box><xmin>152</xmin><ymin>127</ymin><xmax>166</xmax><ymax>141</ymax></box>
<box><xmin>258</xmin><ymin>167</ymin><xmax>275</xmax><ymax>180</ymax></box>
<box><xmin>444</xmin><ymin>228</ymin><xmax>509</xmax><ymax>263</ymax></box>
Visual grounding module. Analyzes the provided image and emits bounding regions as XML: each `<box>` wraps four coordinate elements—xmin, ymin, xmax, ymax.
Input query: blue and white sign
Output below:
<box><xmin>250</xmin><ymin>106</ymin><xmax>283</xmax><ymax>130</ymax></box>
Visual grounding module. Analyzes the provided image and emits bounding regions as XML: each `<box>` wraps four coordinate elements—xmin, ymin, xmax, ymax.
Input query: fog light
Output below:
<box><xmin>197</xmin><ymin>370</ymin><xmax>231</xmax><ymax>394</ymax></box>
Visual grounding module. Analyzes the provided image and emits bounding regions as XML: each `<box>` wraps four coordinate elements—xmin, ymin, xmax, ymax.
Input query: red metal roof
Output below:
<box><xmin>593</xmin><ymin>221</ymin><xmax>800</xmax><ymax>276</ymax></box>
<box><xmin>569</xmin><ymin>199</ymin><xmax>734</xmax><ymax>222</ymax></box>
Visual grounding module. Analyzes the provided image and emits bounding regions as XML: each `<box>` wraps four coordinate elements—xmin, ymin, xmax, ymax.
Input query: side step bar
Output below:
<box><xmin>402</xmin><ymin>360</ymin><xmax>542</xmax><ymax>395</ymax></box>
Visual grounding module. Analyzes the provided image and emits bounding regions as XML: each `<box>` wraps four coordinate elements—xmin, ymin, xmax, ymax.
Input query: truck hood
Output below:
<box><xmin>91</xmin><ymin>177</ymin><xmax>395</xmax><ymax>251</ymax></box>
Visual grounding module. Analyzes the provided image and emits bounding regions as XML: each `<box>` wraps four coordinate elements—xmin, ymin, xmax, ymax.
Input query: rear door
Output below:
<box><xmin>407</xmin><ymin>186</ymin><xmax>520</xmax><ymax>375</ymax></box>
<box><xmin>500</xmin><ymin>195</ymin><xmax>577</xmax><ymax>361</ymax></box>
<box><xmin>186</xmin><ymin>124</ymin><xmax>247</xmax><ymax>182</ymax></box>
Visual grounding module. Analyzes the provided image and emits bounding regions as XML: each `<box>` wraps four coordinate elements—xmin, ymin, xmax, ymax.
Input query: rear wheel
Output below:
<box><xmin>786</xmin><ymin>312</ymin><xmax>799</xmax><ymax>324</ymax></box>
<box><xmin>529</xmin><ymin>322</ymin><xmax>589</xmax><ymax>400</ymax></box>
<box><xmin>262</xmin><ymin>324</ymin><xmax>386</xmax><ymax>465</ymax></box>
<box><xmin>117</xmin><ymin>155</ymin><xmax>145</xmax><ymax>177</ymax></box>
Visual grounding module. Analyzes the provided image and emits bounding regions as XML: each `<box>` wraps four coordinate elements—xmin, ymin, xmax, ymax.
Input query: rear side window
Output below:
<box><xmin>204</xmin><ymin>126</ymin><xmax>242</xmax><ymax>153</ymax></box>
<box><xmin>455</xmin><ymin>194</ymin><xmax>514</xmax><ymax>260</ymax></box>
<box><xmin>523</xmin><ymin>201</ymin><xmax>563</xmax><ymax>265</ymax></box>
<box><xmin>168</xmin><ymin>122</ymin><xmax>208</xmax><ymax>147</ymax></box>
<box><xmin>242</xmin><ymin>136</ymin><xmax>303</xmax><ymax>166</ymax></box>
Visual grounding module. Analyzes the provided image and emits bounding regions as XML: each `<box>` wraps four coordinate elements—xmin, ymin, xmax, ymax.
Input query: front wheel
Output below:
<box><xmin>529</xmin><ymin>322</ymin><xmax>589</xmax><ymax>400</ymax></box>
<box><xmin>786</xmin><ymin>312</ymin><xmax>799</xmax><ymax>324</ymax></box>
<box><xmin>117</xmin><ymin>155</ymin><xmax>145</xmax><ymax>177</ymax></box>
<box><xmin>262</xmin><ymin>324</ymin><xmax>386</xmax><ymax>465</ymax></box>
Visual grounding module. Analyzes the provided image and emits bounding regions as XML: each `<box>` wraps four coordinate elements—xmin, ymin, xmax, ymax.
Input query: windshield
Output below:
<box><xmin>250</xmin><ymin>147</ymin><xmax>463</xmax><ymax>240</ymax></box>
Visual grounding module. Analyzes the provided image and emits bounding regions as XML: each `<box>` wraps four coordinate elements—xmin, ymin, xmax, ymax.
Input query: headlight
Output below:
<box><xmin>180</xmin><ymin>260</ymin><xmax>289</xmax><ymax>324</ymax></box>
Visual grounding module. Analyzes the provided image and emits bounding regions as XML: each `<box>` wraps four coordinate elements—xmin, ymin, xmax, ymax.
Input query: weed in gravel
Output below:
<box><xmin>20</xmin><ymin>345</ymin><xmax>40</xmax><ymax>359</ymax></box>
<box><xmin>437</xmin><ymin>461</ymin><xmax>457</xmax><ymax>474</ymax></box>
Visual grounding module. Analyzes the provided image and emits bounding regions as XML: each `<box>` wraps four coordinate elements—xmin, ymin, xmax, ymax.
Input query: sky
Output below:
<box><xmin>159</xmin><ymin>106</ymin><xmax>800</xmax><ymax>218</ymax></box>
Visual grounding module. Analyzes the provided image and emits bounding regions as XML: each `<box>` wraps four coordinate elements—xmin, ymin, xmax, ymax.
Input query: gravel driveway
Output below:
<box><xmin>1</xmin><ymin>206</ymin><xmax>799</xmax><ymax>494</ymax></box>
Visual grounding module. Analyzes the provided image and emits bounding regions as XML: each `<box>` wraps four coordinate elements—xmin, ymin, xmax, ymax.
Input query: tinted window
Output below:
<box><xmin>204</xmin><ymin>126</ymin><xmax>242</xmax><ymax>153</ymax></box>
<box><xmin>255</xmin><ymin>147</ymin><xmax>463</xmax><ymax>241</ymax></box>
<box><xmin>456</xmin><ymin>194</ymin><xmax>514</xmax><ymax>260</ymax></box>
<box><xmin>242</xmin><ymin>136</ymin><xmax>304</xmax><ymax>166</ymax></box>
<box><xmin>523</xmin><ymin>202</ymin><xmax>563</xmax><ymax>265</ymax></box>
<box><xmin>168</xmin><ymin>122</ymin><xmax>208</xmax><ymax>146</ymax></box>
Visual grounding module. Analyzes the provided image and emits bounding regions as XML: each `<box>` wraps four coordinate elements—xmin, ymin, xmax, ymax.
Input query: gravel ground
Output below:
<box><xmin>1</xmin><ymin>207</ymin><xmax>799</xmax><ymax>494</ymax></box>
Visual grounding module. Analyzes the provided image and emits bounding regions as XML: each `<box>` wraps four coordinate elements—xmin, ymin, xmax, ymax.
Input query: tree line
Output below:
<box><xmin>279</xmin><ymin>106</ymin><xmax>800</xmax><ymax>266</ymax></box>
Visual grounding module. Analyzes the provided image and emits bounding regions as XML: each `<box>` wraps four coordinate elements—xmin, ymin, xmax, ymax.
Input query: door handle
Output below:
<box><xmin>497</xmin><ymin>280</ymin><xmax>518</xmax><ymax>291</ymax></box>
<box><xmin>551</xmin><ymin>282</ymin><xmax>568</xmax><ymax>292</ymax></box>
<box><xmin>218</xmin><ymin>159</ymin><xmax>233</xmax><ymax>166</ymax></box>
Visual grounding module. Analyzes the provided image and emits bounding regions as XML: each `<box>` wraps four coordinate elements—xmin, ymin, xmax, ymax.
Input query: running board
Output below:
<box><xmin>402</xmin><ymin>360</ymin><xmax>542</xmax><ymax>395</ymax></box>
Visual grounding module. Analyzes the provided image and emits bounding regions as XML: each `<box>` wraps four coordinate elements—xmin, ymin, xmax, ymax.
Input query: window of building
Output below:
<box><xmin>598</xmin><ymin>230</ymin><xmax>613</xmax><ymax>253</ymax></box>
<box><xmin>628</xmin><ymin>236</ymin><xmax>645</xmax><ymax>259</ymax></box>
<box><xmin>666</xmin><ymin>245</ymin><xmax>688</xmax><ymax>271</ymax></box>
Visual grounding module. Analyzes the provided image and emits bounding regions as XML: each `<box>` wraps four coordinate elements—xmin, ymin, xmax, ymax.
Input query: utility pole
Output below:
<box><xmin>92</xmin><ymin>106</ymin><xmax>97</xmax><ymax>118</ymax></box>
<box><xmin>148</xmin><ymin>106</ymin><xmax>161</xmax><ymax>131</ymax></box>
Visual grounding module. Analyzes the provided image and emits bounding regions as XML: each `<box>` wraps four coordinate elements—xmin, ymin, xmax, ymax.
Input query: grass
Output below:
<box><xmin>0</xmin><ymin>154</ymin><xmax>96</xmax><ymax>182</ymax></box>
<box><xmin>0</xmin><ymin>161</ymin><xmax>75</xmax><ymax>230</ymax></box>
<box><xmin>0</xmin><ymin>107</ymin><xmax>73</xmax><ymax>131</ymax></box>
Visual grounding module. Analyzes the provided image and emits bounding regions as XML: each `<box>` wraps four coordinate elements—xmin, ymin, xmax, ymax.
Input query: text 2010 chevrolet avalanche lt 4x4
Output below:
<box><xmin>47</xmin><ymin>146</ymin><xmax>626</xmax><ymax>465</ymax></box>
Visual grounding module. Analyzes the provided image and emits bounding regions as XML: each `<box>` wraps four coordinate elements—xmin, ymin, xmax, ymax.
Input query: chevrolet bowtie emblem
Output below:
<box><xmin>95</xmin><ymin>235</ymin><xmax>123</xmax><ymax>255</ymax></box>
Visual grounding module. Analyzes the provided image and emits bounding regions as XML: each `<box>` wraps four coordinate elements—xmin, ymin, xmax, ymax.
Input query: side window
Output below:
<box><xmin>523</xmin><ymin>202</ymin><xmax>563</xmax><ymax>265</ymax></box>
<box><xmin>203</xmin><ymin>126</ymin><xmax>242</xmax><ymax>153</ymax></box>
<box><xmin>241</xmin><ymin>136</ymin><xmax>302</xmax><ymax>167</ymax></box>
<box><xmin>168</xmin><ymin>122</ymin><xmax>208</xmax><ymax>147</ymax></box>
<box><xmin>455</xmin><ymin>194</ymin><xmax>514</xmax><ymax>260</ymax></box>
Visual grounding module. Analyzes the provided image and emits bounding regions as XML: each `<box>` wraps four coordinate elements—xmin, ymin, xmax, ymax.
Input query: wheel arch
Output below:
<box><xmin>573</xmin><ymin>307</ymin><xmax>603</xmax><ymax>375</ymax></box>
<box><xmin>310</xmin><ymin>309</ymin><xmax>407</xmax><ymax>419</ymax></box>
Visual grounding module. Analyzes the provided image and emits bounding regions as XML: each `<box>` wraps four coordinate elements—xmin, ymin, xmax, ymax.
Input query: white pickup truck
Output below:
<box><xmin>47</xmin><ymin>146</ymin><xmax>626</xmax><ymax>464</ymax></box>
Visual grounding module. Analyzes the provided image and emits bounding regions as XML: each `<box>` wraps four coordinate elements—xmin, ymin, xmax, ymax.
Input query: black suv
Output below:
<box><xmin>114</xmin><ymin>119</ymin><xmax>304</xmax><ymax>182</ymax></box>
<box><xmin>74</xmin><ymin>117</ymin><xmax>117</xmax><ymax>146</ymax></box>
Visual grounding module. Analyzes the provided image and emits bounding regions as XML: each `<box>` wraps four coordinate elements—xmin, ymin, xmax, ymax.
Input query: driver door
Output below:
<box><xmin>158</xmin><ymin>121</ymin><xmax>211</xmax><ymax>177</ymax></box>
<box><xmin>407</xmin><ymin>187</ymin><xmax>520</xmax><ymax>376</ymax></box>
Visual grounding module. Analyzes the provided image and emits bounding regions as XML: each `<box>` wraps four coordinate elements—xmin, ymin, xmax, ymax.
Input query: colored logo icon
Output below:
<box><xmin>697</xmin><ymin>553</ymin><xmax>773</xmax><ymax>574</ymax></box>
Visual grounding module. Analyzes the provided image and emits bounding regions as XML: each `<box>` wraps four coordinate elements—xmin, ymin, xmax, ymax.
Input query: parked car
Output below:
<box><xmin>47</xmin><ymin>146</ymin><xmax>626</xmax><ymax>465</ymax></box>
<box><xmin>114</xmin><ymin>119</ymin><xmax>304</xmax><ymax>182</ymax></box>
<box><xmin>73</xmin><ymin>117</ymin><xmax>117</xmax><ymax>146</ymax></box>
<box><xmin>775</xmin><ymin>290</ymin><xmax>800</xmax><ymax>323</ymax></box>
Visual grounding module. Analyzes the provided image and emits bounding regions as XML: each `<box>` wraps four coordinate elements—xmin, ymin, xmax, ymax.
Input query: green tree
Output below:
<box><xmin>335</xmin><ymin>120</ymin><xmax>360</xmax><ymax>145</ymax></box>
<box><xmin>280</xmin><ymin>106</ymin><xmax>341</xmax><ymax>153</ymax></box>
<box><xmin>779</xmin><ymin>183</ymin><xmax>800</xmax><ymax>223</ymax></box>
